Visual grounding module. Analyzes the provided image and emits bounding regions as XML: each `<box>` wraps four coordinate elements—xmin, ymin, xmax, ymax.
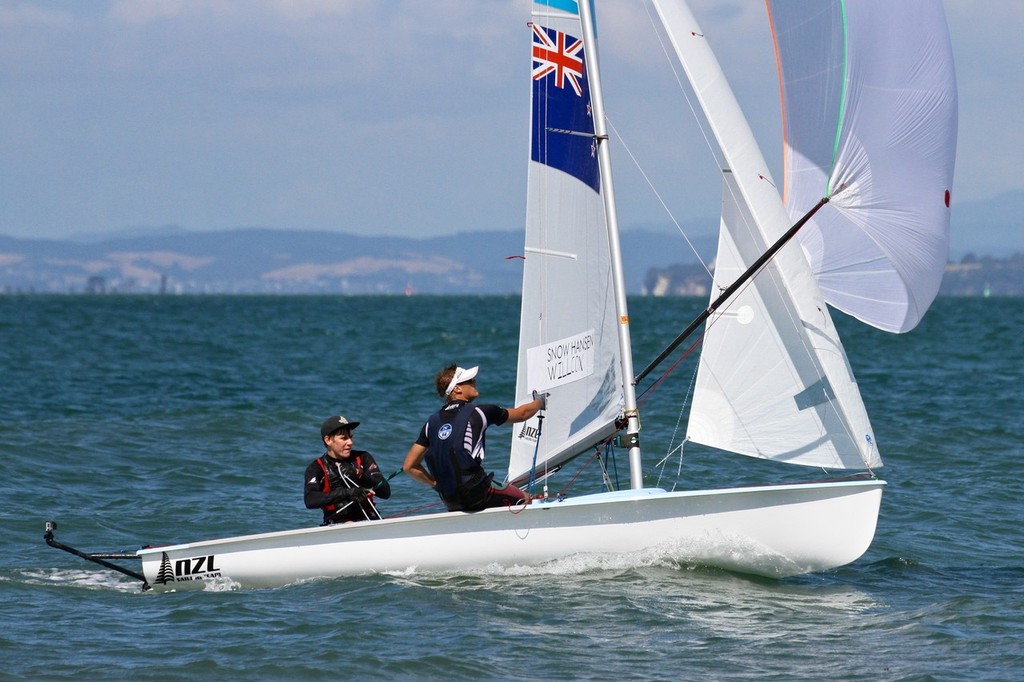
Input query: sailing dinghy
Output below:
<box><xmin>47</xmin><ymin>0</ymin><xmax>956</xmax><ymax>591</ymax></box>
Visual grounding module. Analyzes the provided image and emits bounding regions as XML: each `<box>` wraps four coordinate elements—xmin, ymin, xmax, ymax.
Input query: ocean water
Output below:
<box><xmin>1</xmin><ymin>294</ymin><xmax>1022</xmax><ymax>680</ymax></box>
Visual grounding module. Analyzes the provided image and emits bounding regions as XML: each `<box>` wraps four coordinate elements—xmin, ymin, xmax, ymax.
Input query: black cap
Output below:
<box><xmin>320</xmin><ymin>415</ymin><xmax>360</xmax><ymax>438</ymax></box>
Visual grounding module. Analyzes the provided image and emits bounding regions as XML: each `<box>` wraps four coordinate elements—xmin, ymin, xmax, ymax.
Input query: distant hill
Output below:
<box><xmin>949</xmin><ymin>189</ymin><xmax>1023</xmax><ymax>258</ymax></box>
<box><xmin>0</xmin><ymin>227</ymin><xmax>713</xmax><ymax>295</ymax></box>
<box><xmin>0</xmin><ymin>190</ymin><xmax>1016</xmax><ymax>295</ymax></box>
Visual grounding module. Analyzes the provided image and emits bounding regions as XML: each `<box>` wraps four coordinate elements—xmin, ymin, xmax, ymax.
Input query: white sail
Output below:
<box><xmin>508</xmin><ymin>0</ymin><xmax>624</xmax><ymax>484</ymax></box>
<box><xmin>767</xmin><ymin>0</ymin><xmax>958</xmax><ymax>333</ymax></box>
<box><xmin>690</xmin><ymin>173</ymin><xmax>879</xmax><ymax>469</ymax></box>
<box><xmin>653</xmin><ymin>0</ymin><xmax>879</xmax><ymax>469</ymax></box>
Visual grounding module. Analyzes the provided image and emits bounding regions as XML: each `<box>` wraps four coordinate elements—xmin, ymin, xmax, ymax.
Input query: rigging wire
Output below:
<box><xmin>606</xmin><ymin>120</ymin><xmax>713</xmax><ymax>282</ymax></box>
<box><xmin>589</xmin><ymin>0</ymin><xmax>735</xmax><ymax>284</ymax></box>
<box><xmin>640</xmin><ymin>0</ymin><xmax>726</xmax><ymax>173</ymax></box>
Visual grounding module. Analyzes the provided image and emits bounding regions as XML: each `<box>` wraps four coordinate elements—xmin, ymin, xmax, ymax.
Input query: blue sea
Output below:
<box><xmin>2</xmin><ymin>295</ymin><xmax>1022</xmax><ymax>680</ymax></box>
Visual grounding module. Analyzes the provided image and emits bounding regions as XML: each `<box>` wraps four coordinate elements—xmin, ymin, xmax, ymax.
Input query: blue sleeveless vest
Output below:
<box><xmin>424</xmin><ymin>403</ymin><xmax>491</xmax><ymax>510</ymax></box>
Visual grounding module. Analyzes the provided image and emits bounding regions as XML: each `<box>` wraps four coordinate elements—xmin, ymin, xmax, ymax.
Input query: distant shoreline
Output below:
<box><xmin>1</xmin><ymin>224</ymin><xmax>1019</xmax><ymax>296</ymax></box>
<box><xmin>643</xmin><ymin>253</ymin><xmax>1024</xmax><ymax>298</ymax></box>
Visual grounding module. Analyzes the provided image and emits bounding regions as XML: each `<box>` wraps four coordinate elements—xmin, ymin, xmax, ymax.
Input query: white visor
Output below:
<box><xmin>445</xmin><ymin>366</ymin><xmax>479</xmax><ymax>396</ymax></box>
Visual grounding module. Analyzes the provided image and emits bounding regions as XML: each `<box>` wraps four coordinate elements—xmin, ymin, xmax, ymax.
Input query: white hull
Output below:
<box><xmin>139</xmin><ymin>479</ymin><xmax>884</xmax><ymax>591</ymax></box>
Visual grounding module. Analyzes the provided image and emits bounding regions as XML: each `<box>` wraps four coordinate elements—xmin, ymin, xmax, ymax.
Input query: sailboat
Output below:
<box><xmin>46</xmin><ymin>0</ymin><xmax>957</xmax><ymax>591</ymax></box>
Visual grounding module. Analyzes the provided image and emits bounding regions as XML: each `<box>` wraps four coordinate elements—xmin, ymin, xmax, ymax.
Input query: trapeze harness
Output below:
<box><xmin>424</xmin><ymin>402</ymin><xmax>494</xmax><ymax>512</ymax></box>
<box><xmin>315</xmin><ymin>454</ymin><xmax>380</xmax><ymax>522</ymax></box>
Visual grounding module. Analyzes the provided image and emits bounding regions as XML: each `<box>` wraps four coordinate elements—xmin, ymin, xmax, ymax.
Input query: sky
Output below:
<box><xmin>0</xmin><ymin>0</ymin><xmax>1019</xmax><ymax>242</ymax></box>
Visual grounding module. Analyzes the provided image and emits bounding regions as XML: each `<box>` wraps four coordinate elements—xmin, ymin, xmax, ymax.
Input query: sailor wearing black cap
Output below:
<box><xmin>304</xmin><ymin>415</ymin><xmax>391</xmax><ymax>525</ymax></box>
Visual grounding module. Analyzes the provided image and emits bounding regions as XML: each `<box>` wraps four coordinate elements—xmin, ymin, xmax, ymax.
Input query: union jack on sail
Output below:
<box><xmin>532</xmin><ymin>24</ymin><xmax>585</xmax><ymax>95</ymax></box>
<box><xmin>529</xmin><ymin>22</ymin><xmax>598</xmax><ymax>192</ymax></box>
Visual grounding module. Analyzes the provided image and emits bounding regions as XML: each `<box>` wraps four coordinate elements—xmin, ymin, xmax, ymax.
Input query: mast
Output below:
<box><xmin>577</xmin><ymin>0</ymin><xmax>643</xmax><ymax>489</ymax></box>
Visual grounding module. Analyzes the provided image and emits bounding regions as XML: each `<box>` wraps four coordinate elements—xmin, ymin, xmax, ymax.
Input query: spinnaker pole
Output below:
<box><xmin>634</xmin><ymin>196</ymin><xmax>829</xmax><ymax>385</ymax></box>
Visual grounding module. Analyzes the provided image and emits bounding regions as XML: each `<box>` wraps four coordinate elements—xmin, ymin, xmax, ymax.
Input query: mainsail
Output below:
<box><xmin>768</xmin><ymin>0</ymin><xmax>958</xmax><ymax>333</ymax></box>
<box><xmin>508</xmin><ymin>0</ymin><xmax>624</xmax><ymax>484</ymax></box>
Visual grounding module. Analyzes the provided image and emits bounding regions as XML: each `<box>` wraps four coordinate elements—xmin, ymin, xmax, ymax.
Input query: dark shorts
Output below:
<box><xmin>480</xmin><ymin>482</ymin><xmax>529</xmax><ymax>510</ymax></box>
<box><xmin>443</xmin><ymin>478</ymin><xmax>529</xmax><ymax>513</ymax></box>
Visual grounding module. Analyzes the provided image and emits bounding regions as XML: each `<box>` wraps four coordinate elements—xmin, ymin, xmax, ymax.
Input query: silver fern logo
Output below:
<box><xmin>155</xmin><ymin>552</ymin><xmax>175</xmax><ymax>585</ymax></box>
<box><xmin>517</xmin><ymin>422</ymin><xmax>539</xmax><ymax>443</ymax></box>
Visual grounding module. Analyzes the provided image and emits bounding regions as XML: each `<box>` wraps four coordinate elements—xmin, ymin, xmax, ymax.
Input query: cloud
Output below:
<box><xmin>0</xmin><ymin>0</ymin><xmax>1014</xmax><ymax>241</ymax></box>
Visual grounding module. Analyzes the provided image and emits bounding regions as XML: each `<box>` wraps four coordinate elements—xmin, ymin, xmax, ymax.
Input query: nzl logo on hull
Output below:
<box><xmin>155</xmin><ymin>551</ymin><xmax>222</xmax><ymax>585</ymax></box>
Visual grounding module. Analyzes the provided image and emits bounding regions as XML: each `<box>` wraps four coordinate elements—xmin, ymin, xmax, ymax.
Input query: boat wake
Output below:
<box><xmin>196</xmin><ymin>575</ymin><xmax>243</xmax><ymax>592</ymax></box>
<box><xmin>381</xmin><ymin>534</ymin><xmax>800</xmax><ymax>582</ymax></box>
<box><xmin>7</xmin><ymin>567</ymin><xmax>141</xmax><ymax>593</ymax></box>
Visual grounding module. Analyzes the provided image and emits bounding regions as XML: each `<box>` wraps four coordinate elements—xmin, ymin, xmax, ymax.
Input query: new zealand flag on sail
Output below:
<box><xmin>531</xmin><ymin>23</ymin><xmax>600</xmax><ymax>193</ymax></box>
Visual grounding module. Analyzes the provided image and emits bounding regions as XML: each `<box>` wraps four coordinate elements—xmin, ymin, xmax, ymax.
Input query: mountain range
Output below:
<box><xmin>0</xmin><ymin>225</ymin><xmax>718</xmax><ymax>295</ymax></box>
<box><xmin>0</xmin><ymin>190</ymin><xmax>1018</xmax><ymax>295</ymax></box>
